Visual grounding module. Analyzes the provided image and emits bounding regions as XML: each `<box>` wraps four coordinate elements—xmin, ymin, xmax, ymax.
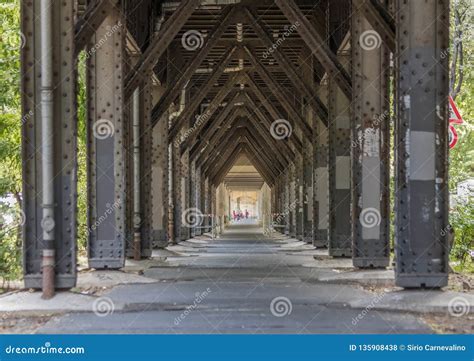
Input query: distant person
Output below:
<box><xmin>245</xmin><ymin>209</ymin><xmax>249</xmax><ymax>219</ymax></box>
<box><xmin>232</xmin><ymin>210</ymin><xmax>236</xmax><ymax>221</ymax></box>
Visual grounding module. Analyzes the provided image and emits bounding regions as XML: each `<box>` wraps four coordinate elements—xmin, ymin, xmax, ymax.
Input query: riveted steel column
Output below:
<box><xmin>171</xmin><ymin>142</ymin><xmax>182</xmax><ymax>243</ymax></box>
<box><xmin>181</xmin><ymin>148</ymin><xmax>191</xmax><ymax>240</ymax></box>
<box><xmin>351</xmin><ymin>2</ymin><xmax>390</xmax><ymax>268</ymax></box>
<box><xmin>198</xmin><ymin>170</ymin><xmax>206</xmax><ymax>235</ymax></box>
<box><xmin>395</xmin><ymin>0</ymin><xmax>449</xmax><ymax>288</ymax></box>
<box><xmin>195</xmin><ymin>167</ymin><xmax>203</xmax><ymax>236</ymax></box>
<box><xmin>289</xmin><ymin>164</ymin><xmax>297</xmax><ymax>238</ymax></box>
<box><xmin>328</xmin><ymin>54</ymin><xmax>352</xmax><ymax>257</ymax></box>
<box><xmin>123</xmin><ymin>53</ymin><xmax>134</xmax><ymax>258</ymax></box>
<box><xmin>190</xmin><ymin>160</ymin><xmax>197</xmax><ymax>238</ymax></box>
<box><xmin>284</xmin><ymin>170</ymin><xmax>290</xmax><ymax>235</ymax></box>
<box><xmin>313</xmin><ymin>84</ymin><xmax>329</xmax><ymax>248</ymax></box>
<box><xmin>204</xmin><ymin>178</ymin><xmax>211</xmax><ymax>232</ymax></box>
<box><xmin>303</xmin><ymin>112</ymin><xmax>314</xmax><ymax>244</ymax></box>
<box><xmin>87</xmin><ymin>11</ymin><xmax>126</xmax><ymax>269</ymax></box>
<box><xmin>138</xmin><ymin>73</ymin><xmax>154</xmax><ymax>257</ymax></box>
<box><xmin>21</xmin><ymin>0</ymin><xmax>77</xmax><ymax>288</ymax></box>
<box><xmin>295</xmin><ymin>153</ymin><xmax>304</xmax><ymax>241</ymax></box>
<box><xmin>151</xmin><ymin>107</ymin><xmax>169</xmax><ymax>248</ymax></box>
<box><xmin>211</xmin><ymin>185</ymin><xmax>217</xmax><ymax>232</ymax></box>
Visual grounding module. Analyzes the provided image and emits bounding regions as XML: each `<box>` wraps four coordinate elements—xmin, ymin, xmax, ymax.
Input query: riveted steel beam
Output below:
<box><xmin>274</xmin><ymin>0</ymin><xmax>352</xmax><ymax>99</ymax></box>
<box><xmin>190</xmin><ymin>93</ymin><xmax>243</xmax><ymax>160</ymax></box>
<box><xmin>179</xmin><ymin>79</ymin><xmax>239</xmax><ymax>153</ymax></box>
<box><xmin>328</xmin><ymin>54</ymin><xmax>352</xmax><ymax>257</ymax></box>
<box><xmin>219</xmin><ymin>141</ymin><xmax>275</xmax><ymax>187</ymax></box>
<box><xmin>195</xmin><ymin>107</ymin><xmax>245</xmax><ymax>167</ymax></box>
<box><xmin>242</xmin><ymin>93</ymin><xmax>296</xmax><ymax>162</ymax></box>
<box><xmin>148</xmin><ymin>10</ymin><xmax>237</xmax><ymax>120</ymax></box>
<box><xmin>394</xmin><ymin>0</ymin><xmax>449</xmax><ymax>288</ymax></box>
<box><xmin>234</xmin><ymin>117</ymin><xmax>288</xmax><ymax>172</ymax></box>
<box><xmin>87</xmin><ymin>10</ymin><xmax>127</xmax><ymax>269</ymax></box>
<box><xmin>21</xmin><ymin>0</ymin><xmax>77</xmax><ymax>288</ymax></box>
<box><xmin>244</xmin><ymin>47</ymin><xmax>313</xmax><ymax>140</ymax></box>
<box><xmin>204</xmin><ymin>128</ymin><xmax>278</xmax><ymax>184</ymax></box>
<box><xmin>168</xmin><ymin>64</ymin><xmax>241</xmax><ymax>141</ymax></box>
<box><xmin>125</xmin><ymin>0</ymin><xmax>200</xmax><ymax>96</ymax></box>
<box><xmin>354</xmin><ymin>0</ymin><xmax>395</xmax><ymax>53</ymax></box>
<box><xmin>240</xmin><ymin>107</ymin><xmax>292</xmax><ymax>165</ymax></box>
<box><xmin>242</xmin><ymin>75</ymin><xmax>303</xmax><ymax>154</ymax></box>
<box><xmin>75</xmin><ymin>0</ymin><xmax>120</xmax><ymax>57</ymax></box>
<box><xmin>212</xmin><ymin>143</ymin><xmax>244</xmax><ymax>185</ymax></box>
<box><xmin>204</xmin><ymin>127</ymin><xmax>280</xmax><ymax>181</ymax></box>
<box><xmin>243</xmin><ymin>7</ymin><xmax>328</xmax><ymax>124</ymax></box>
<box><xmin>351</xmin><ymin>5</ymin><xmax>390</xmax><ymax>268</ymax></box>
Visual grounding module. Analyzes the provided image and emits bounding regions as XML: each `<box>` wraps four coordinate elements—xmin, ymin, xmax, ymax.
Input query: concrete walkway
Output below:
<box><xmin>1</xmin><ymin>223</ymin><xmax>472</xmax><ymax>333</ymax></box>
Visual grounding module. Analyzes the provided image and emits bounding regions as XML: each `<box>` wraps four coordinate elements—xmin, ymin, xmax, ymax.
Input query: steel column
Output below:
<box><xmin>313</xmin><ymin>105</ymin><xmax>330</xmax><ymax>248</ymax></box>
<box><xmin>180</xmin><ymin>149</ymin><xmax>191</xmax><ymax>240</ymax></box>
<box><xmin>394</xmin><ymin>0</ymin><xmax>450</xmax><ymax>288</ymax></box>
<box><xmin>138</xmin><ymin>75</ymin><xmax>154</xmax><ymax>257</ymax></box>
<box><xmin>351</xmin><ymin>4</ymin><xmax>390</xmax><ymax>268</ymax></box>
<box><xmin>328</xmin><ymin>54</ymin><xmax>352</xmax><ymax>257</ymax></box>
<box><xmin>151</xmin><ymin>106</ymin><xmax>169</xmax><ymax>248</ymax></box>
<box><xmin>21</xmin><ymin>0</ymin><xmax>77</xmax><ymax>288</ymax></box>
<box><xmin>87</xmin><ymin>11</ymin><xmax>126</xmax><ymax>269</ymax></box>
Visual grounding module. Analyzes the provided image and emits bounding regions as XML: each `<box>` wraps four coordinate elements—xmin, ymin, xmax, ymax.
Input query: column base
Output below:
<box><xmin>395</xmin><ymin>273</ymin><xmax>448</xmax><ymax>289</ymax></box>
<box><xmin>329</xmin><ymin>248</ymin><xmax>352</xmax><ymax>258</ymax></box>
<box><xmin>353</xmin><ymin>257</ymin><xmax>389</xmax><ymax>269</ymax></box>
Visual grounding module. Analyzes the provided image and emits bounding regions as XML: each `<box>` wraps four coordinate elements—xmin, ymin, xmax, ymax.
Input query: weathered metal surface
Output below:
<box><xmin>328</xmin><ymin>54</ymin><xmax>352</xmax><ymax>257</ymax></box>
<box><xmin>394</xmin><ymin>0</ymin><xmax>449</xmax><ymax>288</ymax></box>
<box><xmin>351</xmin><ymin>4</ymin><xmax>390</xmax><ymax>268</ymax></box>
<box><xmin>87</xmin><ymin>11</ymin><xmax>126</xmax><ymax>269</ymax></box>
<box><xmin>21</xmin><ymin>0</ymin><xmax>78</xmax><ymax>288</ymax></box>
<box><xmin>275</xmin><ymin>0</ymin><xmax>352</xmax><ymax>99</ymax></box>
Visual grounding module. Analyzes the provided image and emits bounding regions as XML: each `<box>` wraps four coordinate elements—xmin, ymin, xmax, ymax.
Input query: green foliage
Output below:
<box><xmin>447</xmin><ymin>0</ymin><xmax>474</xmax><ymax>271</ymax></box>
<box><xmin>0</xmin><ymin>202</ymin><xmax>21</xmax><ymax>281</ymax></box>
<box><xmin>0</xmin><ymin>0</ymin><xmax>22</xmax><ymax>284</ymax></box>
<box><xmin>76</xmin><ymin>54</ymin><xmax>88</xmax><ymax>253</ymax></box>
<box><xmin>450</xmin><ymin>200</ymin><xmax>474</xmax><ymax>265</ymax></box>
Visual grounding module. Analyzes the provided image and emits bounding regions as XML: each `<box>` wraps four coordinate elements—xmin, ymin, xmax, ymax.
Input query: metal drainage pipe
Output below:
<box><xmin>40</xmin><ymin>0</ymin><xmax>55</xmax><ymax>299</ymax></box>
<box><xmin>132</xmin><ymin>88</ymin><xmax>141</xmax><ymax>260</ymax></box>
